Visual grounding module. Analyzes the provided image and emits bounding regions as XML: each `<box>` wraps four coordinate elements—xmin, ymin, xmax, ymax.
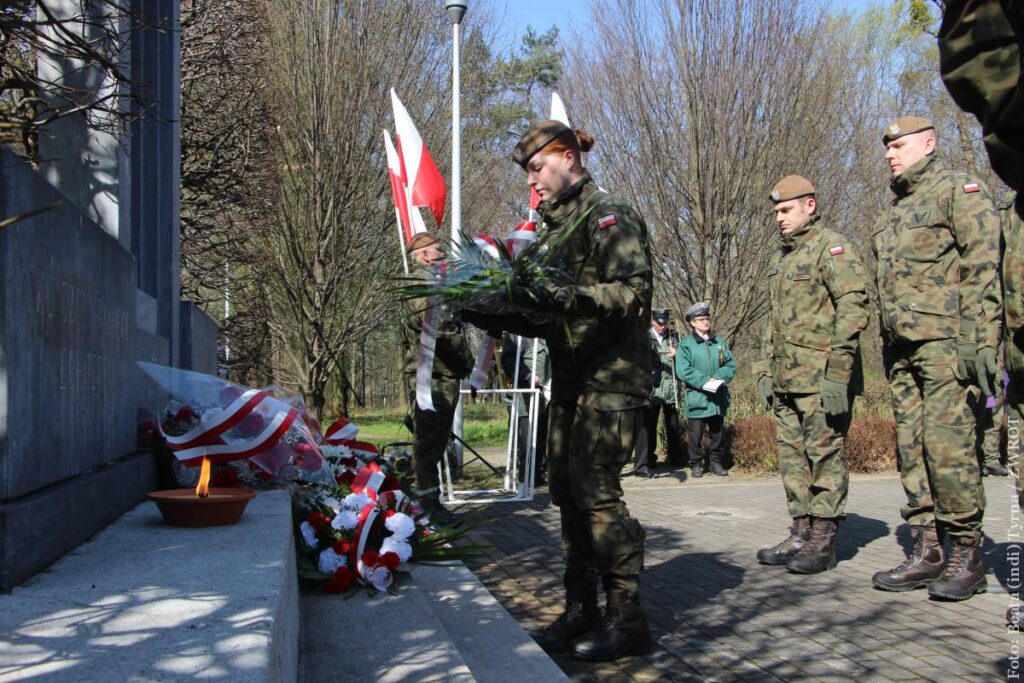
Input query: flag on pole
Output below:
<box><xmin>390</xmin><ymin>89</ymin><xmax>447</xmax><ymax>228</ymax></box>
<box><xmin>550</xmin><ymin>92</ymin><xmax>569</xmax><ymax>126</ymax></box>
<box><xmin>383</xmin><ymin>131</ymin><xmax>413</xmax><ymax>241</ymax></box>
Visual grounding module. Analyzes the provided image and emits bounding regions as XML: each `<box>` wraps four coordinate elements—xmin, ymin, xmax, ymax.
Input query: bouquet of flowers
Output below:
<box><xmin>138</xmin><ymin>362</ymin><xmax>332</xmax><ymax>485</ymax></box>
<box><xmin>292</xmin><ymin>436</ymin><xmax>487</xmax><ymax>596</ymax></box>
<box><xmin>393</xmin><ymin>208</ymin><xmax>593</xmax><ymax>316</ymax></box>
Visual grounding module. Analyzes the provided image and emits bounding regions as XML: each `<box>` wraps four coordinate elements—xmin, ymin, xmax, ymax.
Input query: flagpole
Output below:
<box><xmin>446</xmin><ymin>0</ymin><xmax>468</xmax><ymax>477</ymax></box>
<box><xmin>395</xmin><ymin>210</ymin><xmax>410</xmax><ymax>275</ymax></box>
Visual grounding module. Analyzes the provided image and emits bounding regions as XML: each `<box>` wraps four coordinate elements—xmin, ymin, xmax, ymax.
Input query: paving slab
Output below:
<box><xmin>463</xmin><ymin>473</ymin><xmax>1017</xmax><ymax>682</ymax></box>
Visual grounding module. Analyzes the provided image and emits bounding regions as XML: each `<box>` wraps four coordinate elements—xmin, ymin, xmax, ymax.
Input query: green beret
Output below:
<box><xmin>883</xmin><ymin>116</ymin><xmax>934</xmax><ymax>144</ymax></box>
<box><xmin>511</xmin><ymin>120</ymin><xmax>574</xmax><ymax>168</ymax></box>
<box><xmin>769</xmin><ymin>175</ymin><xmax>816</xmax><ymax>203</ymax></box>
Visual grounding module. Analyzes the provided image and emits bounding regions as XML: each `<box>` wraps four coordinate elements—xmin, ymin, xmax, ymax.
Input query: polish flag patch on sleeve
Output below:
<box><xmin>963</xmin><ymin>183</ymin><xmax>980</xmax><ymax>193</ymax></box>
<box><xmin>829</xmin><ymin>245</ymin><xmax>845</xmax><ymax>256</ymax></box>
<box><xmin>598</xmin><ymin>215</ymin><xmax>618</xmax><ymax>230</ymax></box>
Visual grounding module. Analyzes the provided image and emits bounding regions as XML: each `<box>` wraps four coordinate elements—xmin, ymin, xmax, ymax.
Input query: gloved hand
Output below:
<box><xmin>821</xmin><ymin>378</ymin><xmax>850</xmax><ymax>417</ymax></box>
<box><xmin>526</xmin><ymin>276</ymin><xmax>574</xmax><ymax>312</ymax></box>
<box><xmin>957</xmin><ymin>320</ymin><xmax>978</xmax><ymax>382</ymax></box>
<box><xmin>977</xmin><ymin>346</ymin><xmax>999</xmax><ymax>397</ymax></box>
<box><xmin>757</xmin><ymin>375</ymin><xmax>774</xmax><ymax>411</ymax></box>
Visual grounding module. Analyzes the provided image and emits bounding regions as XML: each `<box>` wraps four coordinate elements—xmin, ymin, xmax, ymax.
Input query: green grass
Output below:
<box><xmin>347</xmin><ymin>401</ymin><xmax>510</xmax><ymax>448</ymax></box>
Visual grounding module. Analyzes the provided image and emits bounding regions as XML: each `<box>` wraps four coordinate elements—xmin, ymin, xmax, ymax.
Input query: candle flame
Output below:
<box><xmin>196</xmin><ymin>457</ymin><xmax>211</xmax><ymax>498</ymax></box>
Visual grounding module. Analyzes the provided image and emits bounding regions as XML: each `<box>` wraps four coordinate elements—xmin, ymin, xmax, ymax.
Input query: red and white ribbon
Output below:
<box><xmin>473</xmin><ymin>232</ymin><xmax>500</xmax><ymax>260</ymax></box>
<box><xmin>415</xmin><ymin>295</ymin><xmax>440</xmax><ymax>412</ymax></box>
<box><xmin>469</xmin><ymin>334</ymin><xmax>497</xmax><ymax>390</ymax></box>
<box><xmin>173</xmin><ymin>407</ymin><xmax>299</xmax><ymax>467</ymax></box>
<box><xmin>506</xmin><ymin>220</ymin><xmax>537</xmax><ymax>260</ymax></box>
<box><xmin>163</xmin><ymin>389</ymin><xmax>268</xmax><ymax>450</ymax></box>
<box><xmin>324</xmin><ymin>417</ymin><xmax>358</xmax><ymax>444</ymax></box>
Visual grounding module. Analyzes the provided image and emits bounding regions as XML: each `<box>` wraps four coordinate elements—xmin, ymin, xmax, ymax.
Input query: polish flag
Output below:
<box><xmin>391</xmin><ymin>89</ymin><xmax>447</xmax><ymax>227</ymax></box>
<box><xmin>550</xmin><ymin>92</ymin><xmax>569</xmax><ymax>126</ymax></box>
<box><xmin>383</xmin><ymin>131</ymin><xmax>413</xmax><ymax>242</ymax></box>
<box><xmin>474</xmin><ymin>232</ymin><xmax>500</xmax><ymax>260</ymax></box>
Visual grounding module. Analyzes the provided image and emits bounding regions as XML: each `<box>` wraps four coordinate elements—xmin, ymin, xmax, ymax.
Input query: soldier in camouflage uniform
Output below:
<box><xmin>968</xmin><ymin>382</ymin><xmax>1008</xmax><ymax>476</ymax></box>
<box><xmin>400</xmin><ymin>232</ymin><xmax>475</xmax><ymax>519</ymax></box>
<box><xmin>464</xmin><ymin>120</ymin><xmax>654</xmax><ymax>661</ymax></box>
<box><xmin>753</xmin><ymin>175</ymin><xmax>870</xmax><ymax>575</ymax></box>
<box><xmin>869</xmin><ymin>117</ymin><xmax>1001</xmax><ymax>601</ymax></box>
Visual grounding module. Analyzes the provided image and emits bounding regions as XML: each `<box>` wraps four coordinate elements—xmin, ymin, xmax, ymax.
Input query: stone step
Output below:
<box><xmin>0</xmin><ymin>490</ymin><xmax>299</xmax><ymax>682</ymax></box>
<box><xmin>411</xmin><ymin>564</ymin><xmax>569</xmax><ymax>683</ymax></box>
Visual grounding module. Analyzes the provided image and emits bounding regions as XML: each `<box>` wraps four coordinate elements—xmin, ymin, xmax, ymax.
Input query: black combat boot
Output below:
<box><xmin>690</xmin><ymin>463</ymin><xmax>704</xmax><ymax>478</ymax></box>
<box><xmin>531</xmin><ymin>577</ymin><xmax>600</xmax><ymax>650</ymax></box>
<box><xmin>709</xmin><ymin>459</ymin><xmax>728</xmax><ymax>476</ymax></box>
<box><xmin>756</xmin><ymin>517</ymin><xmax>811</xmax><ymax>565</ymax></box>
<box><xmin>786</xmin><ymin>517</ymin><xmax>838</xmax><ymax>574</ymax></box>
<box><xmin>871</xmin><ymin>526</ymin><xmax>944</xmax><ymax>592</ymax></box>
<box><xmin>571</xmin><ymin>590</ymin><xmax>653</xmax><ymax>661</ymax></box>
<box><xmin>928</xmin><ymin>540</ymin><xmax>987</xmax><ymax>601</ymax></box>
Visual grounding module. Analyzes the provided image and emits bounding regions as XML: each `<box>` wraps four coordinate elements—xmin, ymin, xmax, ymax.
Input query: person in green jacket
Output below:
<box><xmin>675</xmin><ymin>303</ymin><xmax>736</xmax><ymax>478</ymax></box>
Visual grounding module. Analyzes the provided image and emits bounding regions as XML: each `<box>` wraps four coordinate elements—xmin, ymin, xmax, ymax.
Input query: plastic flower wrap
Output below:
<box><xmin>138</xmin><ymin>362</ymin><xmax>331</xmax><ymax>484</ymax></box>
<box><xmin>292</xmin><ymin>437</ymin><xmax>487</xmax><ymax>597</ymax></box>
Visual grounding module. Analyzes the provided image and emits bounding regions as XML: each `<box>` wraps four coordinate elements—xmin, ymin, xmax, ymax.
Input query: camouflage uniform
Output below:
<box><xmin>872</xmin><ymin>154</ymin><xmax>1002</xmax><ymax>546</ymax></box>
<box><xmin>466</xmin><ymin>169</ymin><xmax>653</xmax><ymax>600</ymax></box>
<box><xmin>939</xmin><ymin>2</ymin><xmax>1024</xmax><ymax>507</ymax></box>
<box><xmin>401</xmin><ymin>266</ymin><xmax>474</xmax><ymax>498</ymax></box>
<box><xmin>754</xmin><ymin>214</ymin><xmax>870</xmax><ymax>519</ymax></box>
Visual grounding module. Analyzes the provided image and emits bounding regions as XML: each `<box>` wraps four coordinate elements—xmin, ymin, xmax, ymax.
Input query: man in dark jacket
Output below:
<box><xmin>632</xmin><ymin>309</ymin><xmax>683</xmax><ymax>478</ymax></box>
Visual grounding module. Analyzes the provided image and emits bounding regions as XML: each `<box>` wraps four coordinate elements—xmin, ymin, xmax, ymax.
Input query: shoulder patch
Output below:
<box><xmin>598</xmin><ymin>215</ymin><xmax>617</xmax><ymax>229</ymax></box>
<box><xmin>963</xmin><ymin>183</ymin><xmax>980</xmax><ymax>193</ymax></box>
<box><xmin>829</xmin><ymin>245</ymin><xmax>845</xmax><ymax>256</ymax></box>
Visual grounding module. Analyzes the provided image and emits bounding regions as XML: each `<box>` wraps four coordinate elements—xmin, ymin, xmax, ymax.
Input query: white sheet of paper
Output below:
<box><xmin>702</xmin><ymin>378</ymin><xmax>724</xmax><ymax>393</ymax></box>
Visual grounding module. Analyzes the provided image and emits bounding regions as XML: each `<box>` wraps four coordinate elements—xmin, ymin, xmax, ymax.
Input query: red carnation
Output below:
<box><xmin>237</xmin><ymin>411</ymin><xmax>265</xmax><ymax>438</ymax></box>
<box><xmin>381</xmin><ymin>551</ymin><xmax>401</xmax><ymax>571</ymax></box>
<box><xmin>324</xmin><ymin>567</ymin><xmax>354</xmax><ymax>594</ymax></box>
<box><xmin>361</xmin><ymin>550</ymin><xmax>380</xmax><ymax>567</ymax></box>
<box><xmin>175</xmin><ymin>405</ymin><xmax>197</xmax><ymax>423</ymax></box>
<box><xmin>384</xmin><ymin>509</ymin><xmax>396</xmax><ymax>519</ymax></box>
<box><xmin>340</xmin><ymin>457</ymin><xmax>357</xmax><ymax>469</ymax></box>
<box><xmin>307</xmin><ymin>512</ymin><xmax>330</xmax><ymax>529</ymax></box>
<box><xmin>332</xmin><ymin>538</ymin><xmax>352</xmax><ymax>555</ymax></box>
<box><xmin>337</xmin><ymin>471</ymin><xmax>355</xmax><ymax>486</ymax></box>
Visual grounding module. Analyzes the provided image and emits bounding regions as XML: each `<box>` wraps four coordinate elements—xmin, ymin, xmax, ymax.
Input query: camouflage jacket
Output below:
<box><xmin>871</xmin><ymin>155</ymin><xmax>1002</xmax><ymax>349</ymax></box>
<box><xmin>464</xmin><ymin>171</ymin><xmax>654</xmax><ymax>409</ymax></box>
<box><xmin>1004</xmin><ymin>196</ymin><xmax>1024</xmax><ymax>396</ymax></box>
<box><xmin>754</xmin><ymin>215</ymin><xmax>870</xmax><ymax>394</ymax></box>
<box><xmin>401</xmin><ymin>265</ymin><xmax>474</xmax><ymax>381</ymax></box>
<box><xmin>649</xmin><ymin>327</ymin><xmax>678</xmax><ymax>406</ymax></box>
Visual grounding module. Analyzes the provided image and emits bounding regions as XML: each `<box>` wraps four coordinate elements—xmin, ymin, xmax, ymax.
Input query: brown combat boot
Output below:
<box><xmin>531</xmin><ymin>576</ymin><xmax>600</xmax><ymax>650</ymax></box>
<box><xmin>756</xmin><ymin>517</ymin><xmax>811</xmax><ymax>565</ymax></box>
<box><xmin>571</xmin><ymin>590</ymin><xmax>653</xmax><ymax>662</ymax></box>
<box><xmin>786</xmin><ymin>517</ymin><xmax>838</xmax><ymax>574</ymax></box>
<box><xmin>928</xmin><ymin>540</ymin><xmax>987</xmax><ymax>601</ymax></box>
<box><xmin>871</xmin><ymin>526</ymin><xmax>944</xmax><ymax>592</ymax></box>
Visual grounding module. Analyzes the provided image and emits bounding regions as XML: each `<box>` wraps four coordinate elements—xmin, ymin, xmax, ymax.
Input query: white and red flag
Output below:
<box><xmin>390</xmin><ymin>89</ymin><xmax>447</xmax><ymax>228</ymax></box>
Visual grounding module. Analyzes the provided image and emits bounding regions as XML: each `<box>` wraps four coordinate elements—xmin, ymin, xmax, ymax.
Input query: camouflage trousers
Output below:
<box><xmin>407</xmin><ymin>375</ymin><xmax>461</xmax><ymax>498</ymax></box>
<box><xmin>547</xmin><ymin>394</ymin><xmax>646</xmax><ymax>598</ymax></box>
<box><xmin>967</xmin><ymin>386</ymin><xmax>1002</xmax><ymax>468</ymax></box>
<box><xmin>885</xmin><ymin>339</ymin><xmax>985</xmax><ymax>545</ymax></box>
<box><xmin>773</xmin><ymin>392</ymin><xmax>850</xmax><ymax>518</ymax></box>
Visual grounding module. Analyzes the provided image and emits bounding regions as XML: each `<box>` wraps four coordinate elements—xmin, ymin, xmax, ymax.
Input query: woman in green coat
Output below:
<box><xmin>675</xmin><ymin>303</ymin><xmax>737</xmax><ymax>477</ymax></box>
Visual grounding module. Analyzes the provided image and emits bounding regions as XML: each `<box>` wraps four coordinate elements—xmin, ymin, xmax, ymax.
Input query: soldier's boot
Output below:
<box><xmin>871</xmin><ymin>527</ymin><xmax>944</xmax><ymax>592</ymax></box>
<box><xmin>756</xmin><ymin>516</ymin><xmax>811</xmax><ymax>565</ymax></box>
<box><xmin>786</xmin><ymin>517</ymin><xmax>838</xmax><ymax>574</ymax></box>
<box><xmin>928</xmin><ymin>540</ymin><xmax>988</xmax><ymax>601</ymax></box>
<box><xmin>571</xmin><ymin>590</ymin><xmax>653</xmax><ymax>662</ymax></box>
<box><xmin>531</xmin><ymin>578</ymin><xmax>600</xmax><ymax>650</ymax></box>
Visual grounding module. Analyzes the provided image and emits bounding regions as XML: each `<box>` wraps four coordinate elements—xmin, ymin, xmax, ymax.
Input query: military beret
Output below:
<box><xmin>769</xmin><ymin>175</ymin><xmax>816</xmax><ymax>203</ymax></box>
<box><xmin>882</xmin><ymin>116</ymin><xmax>934</xmax><ymax>144</ymax></box>
<box><xmin>511</xmin><ymin>119</ymin><xmax>574</xmax><ymax>168</ymax></box>
<box><xmin>652</xmin><ymin>309</ymin><xmax>670</xmax><ymax>324</ymax></box>
<box><xmin>685</xmin><ymin>302</ymin><xmax>711</xmax><ymax>321</ymax></box>
<box><xmin>406</xmin><ymin>231</ymin><xmax>441</xmax><ymax>254</ymax></box>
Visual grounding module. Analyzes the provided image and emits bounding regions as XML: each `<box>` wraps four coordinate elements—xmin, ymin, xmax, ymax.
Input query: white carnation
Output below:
<box><xmin>322</xmin><ymin>496</ymin><xmax>341</xmax><ymax>513</ymax></box>
<box><xmin>380</xmin><ymin>536</ymin><xmax>413</xmax><ymax>563</ymax></box>
<box><xmin>332</xmin><ymin>510</ymin><xmax>360</xmax><ymax>530</ymax></box>
<box><xmin>317</xmin><ymin>547</ymin><xmax>348</xmax><ymax>574</ymax></box>
<box><xmin>384</xmin><ymin>512</ymin><xmax>415</xmax><ymax>540</ymax></box>
<box><xmin>367</xmin><ymin>566</ymin><xmax>393</xmax><ymax>591</ymax></box>
<box><xmin>342</xmin><ymin>492</ymin><xmax>372</xmax><ymax>511</ymax></box>
<box><xmin>299</xmin><ymin>521</ymin><xmax>318</xmax><ymax>548</ymax></box>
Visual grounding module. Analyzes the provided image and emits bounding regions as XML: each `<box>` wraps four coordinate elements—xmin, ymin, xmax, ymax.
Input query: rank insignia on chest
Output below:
<box><xmin>598</xmin><ymin>215</ymin><xmax>617</xmax><ymax>229</ymax></box>
<box><xmin>963</xmin><ymin>183</ymin><xmax>980</xmax><ymax>193</ymax></box>
<box><xmin>829</xmin><ymin>245</ymin><xmax>844</xmax><ymax>256</ymax></box>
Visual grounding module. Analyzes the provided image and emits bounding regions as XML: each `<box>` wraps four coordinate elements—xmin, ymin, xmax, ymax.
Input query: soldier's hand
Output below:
<box><xmin>956</xmin><ymin>326</ymin><xmax>979</xmax><ymax>383</ymax></box>
<box><xmin>757</xmin><ymin>375</ymin><xmax>774</xmax><ymax>411</ymax></box>
<box><xmin>977</xmin><ymin>346</ymin><xmax>999</xmax><ymax>397</ymax></box>
<box><xmin>821</xmin><ymin>378</ymin><xmax>850</xmax><ymax>417</ymax></box>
